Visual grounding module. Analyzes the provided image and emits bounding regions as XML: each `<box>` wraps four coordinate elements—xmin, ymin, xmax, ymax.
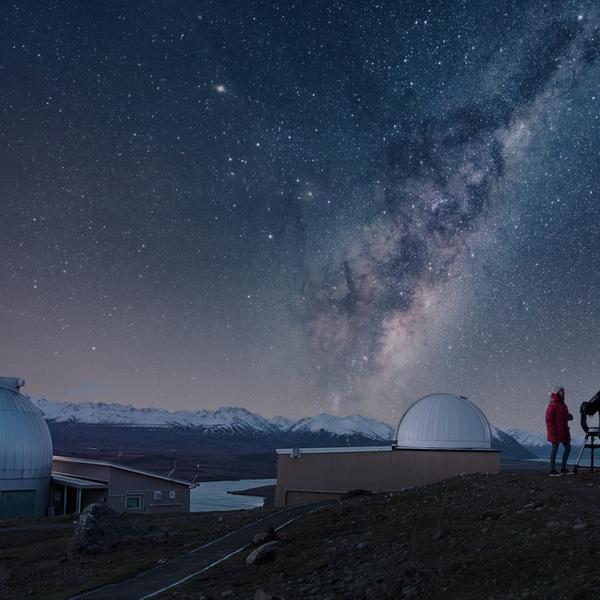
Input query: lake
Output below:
<box><xmin>190</xmin><ymin>478</ymin><xmax>276</xmax><ymax>512</ymax></box>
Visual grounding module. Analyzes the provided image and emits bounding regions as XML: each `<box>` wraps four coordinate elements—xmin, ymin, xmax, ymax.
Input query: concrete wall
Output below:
<box><xmin>275</xmin><ymin>447</ymin><xmax>500</xmax><ymax>506</ymax></box>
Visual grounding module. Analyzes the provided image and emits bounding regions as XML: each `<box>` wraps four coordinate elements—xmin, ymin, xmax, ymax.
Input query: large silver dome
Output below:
<box><xmin>396</xmin><ymin>393</ymin><xmax>492</xmax><ymax>450</ymax></box>
<box><xmin>0</xmin><ymin>377</ymin><xmax>52</xmax><ymax>518</ymax></box>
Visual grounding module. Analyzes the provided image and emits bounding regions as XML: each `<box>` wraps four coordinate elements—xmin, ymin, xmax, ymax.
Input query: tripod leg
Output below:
<box><xmin>574</xmin><ymin>435</ymin><xmax>587</xmax><ymax>474</ymax></box>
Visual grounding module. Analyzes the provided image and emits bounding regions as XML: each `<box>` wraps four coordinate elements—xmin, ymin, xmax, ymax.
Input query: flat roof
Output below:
<box><xmin>276</xmin><ymin>445</ymin><xmax>499</xmax><ymax>455</ymax></box>
<box><xmin>52</xmin><ymin>472</ymin><xmax>108</xmax><ymax>489</ymax></box>
<box><xmin>276</xmin><ymin>446</ymin><xmax>393</xmax><ymax>455</ymax></box>
<box><xmin>52</xmin><ymin>455</ymin><xmax>196</xmax><ymax>488</ymax></box>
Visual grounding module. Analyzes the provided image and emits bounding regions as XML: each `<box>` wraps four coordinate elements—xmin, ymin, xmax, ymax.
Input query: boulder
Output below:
<box><xmin>252</xmin><ymin>528</ymin><xmax>278</xmax><ymax>546</ymax></box>
<box><xmin>340</xmin><ymin>489</ymin><xmax>373</xmax><ymax>500</ymax></box>
<box><xmin>255</xmin><ymin>590</ymin><xmax>283</xmax><ymax>600</ymax></box>
<box><xmin>69</xmin><ymin>503</ymin><xmax>125</xmax><ymax>554</ymax></box>
<box><xmin>246</xmin><ymin>541</ymin><xmax>280</xmax><ymax>565</ymax></box>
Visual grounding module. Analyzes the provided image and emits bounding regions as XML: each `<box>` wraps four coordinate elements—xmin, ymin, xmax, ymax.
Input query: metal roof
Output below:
<box><xmin>276</xmin><ymin>446</ymin><xmax>393</xmax><ymax>455</ymax></box>
<box><xmin>52</xmin><ymin>455</ymin><xmax>196</xmax><ymax>488</ymax></box>
<box><xmin>0</xmin><ymin>377</ymin><xmax>53</xmax><ymax>480</ymax></box>
<box><xmin>395</xmin><ymin>393</ymin><xmax>492</xmax><ymax>450</ymax></box>
<box><xmin>51</xmin><ymin>472</ymin><xmax>108</xmax><ymax>489</ymax></box>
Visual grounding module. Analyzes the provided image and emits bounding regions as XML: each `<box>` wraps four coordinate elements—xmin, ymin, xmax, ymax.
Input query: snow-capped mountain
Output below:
<box><xmin>29</xmin><ymin>396</ymin><xmax>534</xmax><ymax>458</ymax></box>
<box><xmin>31</xmin><ymin>397</ymin><xmax>394</xmax><ymax>441</ymax></box>
<box><xmin>490</xmin><ymin>425</ymin><xmax>537</xmax><ymax>460</ymax></box>
<box><xmin>32</xmin><ymin>397</ymin><xmax>279</xmax><ymax>435</ymax></box>
<box><xmin>287</xmin><ymin>413</ymin><xmax>395</xmax><ymax>441</ymax></box>
<box><xmin>269</xmin><ymin>415</ymin><xmax>296</xmax><ymax>431</ymax></box>
<box><xmin>503</xmin><ymin>428</ymin><xmax>549</xmax><ymax>450</ymax></box>
<box><xmin>31</xmin><ymin>396</ymin><xmax>394</xmax><ymax>439</ymax></box>
<box><xmin>504</xmin><ymin>427</ymin><xmax>585</xmax><ymax>459</ymax></box>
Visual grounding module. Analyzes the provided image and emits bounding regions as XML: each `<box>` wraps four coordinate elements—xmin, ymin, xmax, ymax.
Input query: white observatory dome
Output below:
<box><xmin>395</xmin><ymin>393</ymin><xmax>492</xmax><ymax>449</ymax></box>
<box><xmin>0</xmin><ymin>377</ymin><xmax>53</xmax><ymax>518</ymax></box>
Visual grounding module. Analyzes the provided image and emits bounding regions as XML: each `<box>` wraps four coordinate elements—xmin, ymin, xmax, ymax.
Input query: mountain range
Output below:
<box><xmin>30</xmin><ymin>396</ymin><xmax>540</xmax><ymax>460</ymax></box>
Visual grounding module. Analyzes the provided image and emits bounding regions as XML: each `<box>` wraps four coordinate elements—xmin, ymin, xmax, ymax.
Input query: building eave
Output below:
<box><xmin>52</xmin><ymin>455</ymin><xmax>197</xmax><ymax>488</ymax></box>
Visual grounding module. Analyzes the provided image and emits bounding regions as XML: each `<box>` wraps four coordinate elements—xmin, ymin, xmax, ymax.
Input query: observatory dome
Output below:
<box><xmin>395</xmin><ymin>393</ymin><xmax>492</xmax><ymax>450</ymax></box>
<box><xmin>0</xmin><ymin>377</ymin><xmax>53</xmax><ymax>518</ymax></box>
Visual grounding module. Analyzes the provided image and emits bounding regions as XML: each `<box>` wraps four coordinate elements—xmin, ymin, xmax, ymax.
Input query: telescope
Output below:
<box><xmin>580</xmin><ymin>391</ymin><xmax>600</xmax><ymax>433</ymax></box>
<box><xmin>574</xmin><ymin>391</ymin><xmax>600</xmax><ymax>472</ymax></box>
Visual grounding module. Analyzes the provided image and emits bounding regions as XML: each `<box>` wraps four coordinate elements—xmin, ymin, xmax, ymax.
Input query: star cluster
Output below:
<box><xmin>1</xmin><ymin>1</ymin><xmax>599</xmax><ymax>429</ymax></box>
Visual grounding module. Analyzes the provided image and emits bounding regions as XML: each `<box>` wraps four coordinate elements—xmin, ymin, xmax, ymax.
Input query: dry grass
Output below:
<box><xmin>0</xmin><ymin>508</ymin><xmax>274</xmax><ymax>600</ymax></box>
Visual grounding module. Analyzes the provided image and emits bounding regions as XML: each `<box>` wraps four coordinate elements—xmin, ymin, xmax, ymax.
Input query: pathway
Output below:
<box><xmin>72</xmin><ymin>502</ymin><xmax>325</xmax><ymax>600</ymax></box>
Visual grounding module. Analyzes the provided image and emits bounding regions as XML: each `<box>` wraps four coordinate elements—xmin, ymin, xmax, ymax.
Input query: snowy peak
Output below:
<box><xmin>270</xmin><ymin>415</ymin><xmax>296</xmax><ymax>431</ymax></box>
<box><xmin>29</xmin><ymin>397</ymin><xmax>394</xmax><ymax>441</ymax></box>
<box><xmin>289</xmin><ymin>413</ymin><xmax>395</xmax><ymax>441</ymax></box>
<box><xmin>29</xmin><ymin>396</ymin><xmax>534</xmax><ymax>457</ymax></box>
<box><xmin>30</xmin><ymin>397</ymin><xmax>278</xmax><ymax>434</ymax></box>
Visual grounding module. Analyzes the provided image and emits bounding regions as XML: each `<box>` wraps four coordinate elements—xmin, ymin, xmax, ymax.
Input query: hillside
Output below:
<box><xmin>160</xmin><ymin>471</ymin><xmax>600</xmax><ymax>600</ymax></box>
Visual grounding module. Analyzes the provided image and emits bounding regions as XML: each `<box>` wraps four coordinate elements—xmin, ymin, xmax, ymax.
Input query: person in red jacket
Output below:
<box><xmin>545</xmin><ymin>386</ymin><xmax>573</xmax><ymax>475</ymax></box>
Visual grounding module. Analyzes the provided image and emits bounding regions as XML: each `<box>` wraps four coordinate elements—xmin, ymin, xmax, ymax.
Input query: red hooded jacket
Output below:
<box><xmin>546</xmin><ymin>393</ymin><xmax>571</xmax><ymax>443</ymax></box>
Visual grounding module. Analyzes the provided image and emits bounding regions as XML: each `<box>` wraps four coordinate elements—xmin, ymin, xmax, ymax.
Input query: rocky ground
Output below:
<box><xmin>0</xmin><ymin>507</ymin><xmax>274</xmax><ymax>600</ymax></box>
<box><xmin>160</xmin><ymin>472</ymin><xmax>600</xmax><ymax>600</ymax></box>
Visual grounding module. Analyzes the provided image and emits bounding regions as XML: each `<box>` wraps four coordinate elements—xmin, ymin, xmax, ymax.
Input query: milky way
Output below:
<box><xmin>301</xmin><ymin>11</ymin><xmax>600</xmax><ymax>420</ymax></box>
<box><xmin>1</xmin><ymin>2</ymin><xmax>599</xmax><ymax>429</ymax></box>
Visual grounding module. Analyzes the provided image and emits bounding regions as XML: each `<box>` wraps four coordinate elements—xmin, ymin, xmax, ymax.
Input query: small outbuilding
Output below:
<box><xmin>275</xmin><ymin>393</ymin><xmax>500</xmax><ymax>507</ymax></box>
<box><xmin>50</xmin><ymin>456</ymin><xmax>195</xmax><ymax>515</ymax></box>
<box><xmin>0</xmin><ymin>375</ymin><xmax>197</xmax><ymax>520</ymax></box>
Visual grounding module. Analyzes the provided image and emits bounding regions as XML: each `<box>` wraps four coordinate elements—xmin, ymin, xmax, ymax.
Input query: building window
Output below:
<box><xmin>125</xmin><ymin>495</ymin><xmax>142</xmax><ymax>510</ymax></box>
<box><xmin>153</xmin><ymin>490</ymin><xmax>162</xmax><ymax>502</ymax></box>
<box><xmin>169</xmin><ymin>490</ymin><xmax>176</xmax><ymax>500</ymax></box>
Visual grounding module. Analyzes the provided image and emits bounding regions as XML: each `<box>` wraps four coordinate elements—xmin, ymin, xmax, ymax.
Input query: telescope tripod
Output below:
<box><xmin>574</xmin><ymin>428</ymin><xmax>600</xmax><ymax>473</ymax></box>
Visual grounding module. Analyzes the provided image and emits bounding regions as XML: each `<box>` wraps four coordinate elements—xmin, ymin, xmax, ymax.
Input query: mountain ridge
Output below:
<box><xmin>30</xmin><ymin>396</ymin><xmax>536</xmax><ymax>459</ymax></box>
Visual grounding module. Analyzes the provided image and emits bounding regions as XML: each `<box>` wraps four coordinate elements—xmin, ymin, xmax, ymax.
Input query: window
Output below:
<box><xmin>153</xmin><ymin>490</ymin><xmax>162</xmax><ymax>502</ymax></box>
<box><xmin>169</xmin><ymin>490</ymin><xmax>176</xmax><ymax>500</ymax></box>
<box><xmin>125</xmin><ymin>495</ymin><xmax>142</xmax><ymax>510</ymax></box>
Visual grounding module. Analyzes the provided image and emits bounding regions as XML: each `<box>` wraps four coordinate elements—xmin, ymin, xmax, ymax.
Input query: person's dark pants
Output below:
<box><xmin>550</xmin><ymin>441</ymin><xmax>571</xmax><ymax>471</ymax></box>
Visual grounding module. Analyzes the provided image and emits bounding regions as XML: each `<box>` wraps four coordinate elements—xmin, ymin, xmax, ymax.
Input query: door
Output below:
<box><xmin>0</xmin><ymin>490</ymin><xmax>36</xmax><ymax>518</ymax></box>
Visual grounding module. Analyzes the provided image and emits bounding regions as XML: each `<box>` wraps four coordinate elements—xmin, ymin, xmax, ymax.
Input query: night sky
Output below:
<box><xmin>2</xmin><ymin>1</ymin><xmax>599</xmax><ymax>430</ymax></box>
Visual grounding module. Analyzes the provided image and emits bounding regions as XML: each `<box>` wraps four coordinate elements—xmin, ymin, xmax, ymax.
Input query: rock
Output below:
<box><xmin>356</xmin><ymin>542</ymin><xmax>368</xmax><ymax>550</ymax></box>
<box><xmin>573</xmin><ymin>523</ymin><xmax>587</xmax><ymax>530</ymax></box>
<box><xmin>402</xmin><ymin>584</ymin><xmax>419</xmax><ymax>597</ymax></box>
<box><xmin>340</xmin><ymin>489</ymin><xmax>373</xmax><ymax>500</ymax></box>
<box><xmin>523</xmin><ymin>502</ymin><xmax>536</xmax><ymax>509</ymax></box>
<box><xmin>252</xmin><ymin>528</ymin><xmax>278</xmax><ymax>546</ymax></box>
<box><xmin>68</xmin><ymin>503</ymin><xmax>125</xmax><ymax>554</ymax></box>
<box><xmin>546</xmin><ymin>521</ymin><xmax>561</xmax><ymax>530</ymax></box>
<box><xmin>246</xmin><ymin>541</ymin><xmax>281</xmax><ymax>565</ymax></box>
<box><xmin>255</xmin><ymin>590</ymin><xmax>283</xmax><ymax>600</ymax></box>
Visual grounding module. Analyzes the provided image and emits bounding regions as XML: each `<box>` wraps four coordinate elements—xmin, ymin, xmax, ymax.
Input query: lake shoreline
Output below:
<box><xmin>227</xmin><ymin>484</ymin><xmax>276</xmax><ymax>508</ymax></box>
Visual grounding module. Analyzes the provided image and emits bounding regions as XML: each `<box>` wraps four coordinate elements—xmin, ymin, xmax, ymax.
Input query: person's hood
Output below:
<box><xmin>551</xmin><ymin>393</ymin><xmax>565</xmax><ymax>404</ymax></box>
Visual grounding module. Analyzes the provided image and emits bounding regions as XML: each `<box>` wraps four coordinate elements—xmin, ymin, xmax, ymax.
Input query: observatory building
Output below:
<box><xmin>0</xmin><ymin>376</ymin><xmax>195</xmax><ymax>520</ymax></box>
<box><xmin>275</xmin><ymin>393</ymin><xmax>500</xmax><ymax>507</ymax></box>
<box><xmin>0</xmin><ymin>377</ymin><xmax>53</xmax><ymax>518</ymax></box>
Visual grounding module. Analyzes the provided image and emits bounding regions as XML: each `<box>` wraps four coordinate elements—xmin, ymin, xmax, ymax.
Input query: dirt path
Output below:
<box><xmin>71</xmin><ymin>502</ymin><xmax>325</xmax><ymax>600</ymax></box>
